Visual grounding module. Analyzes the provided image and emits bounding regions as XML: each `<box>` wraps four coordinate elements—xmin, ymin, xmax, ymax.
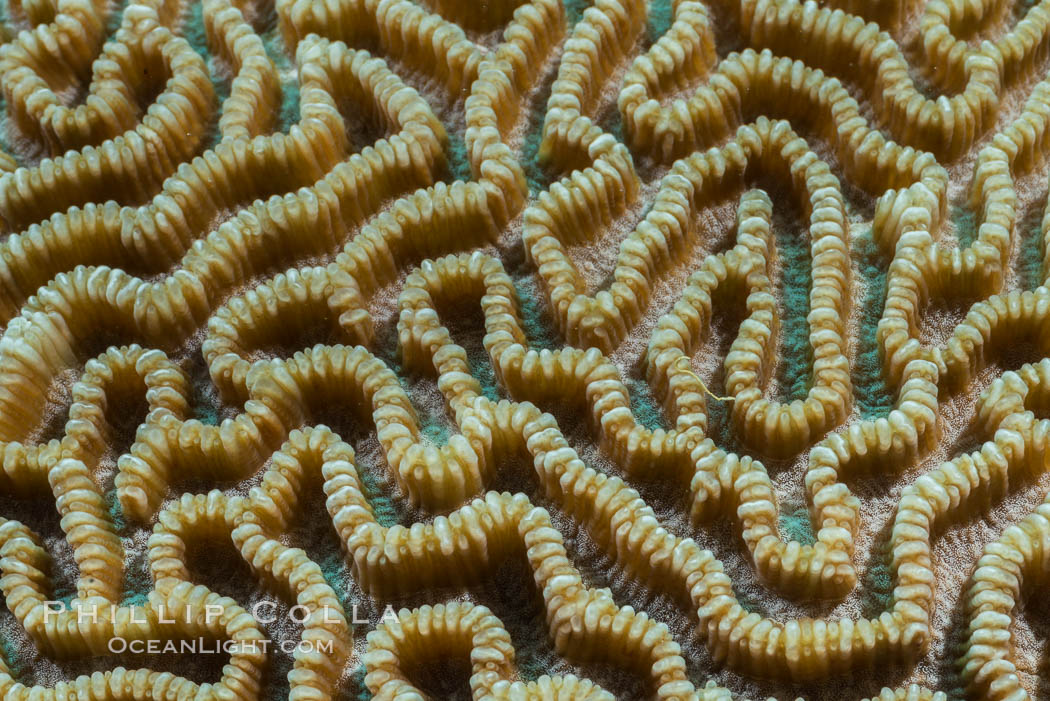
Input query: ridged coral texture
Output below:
<box><xmin>0</xmin><ymin>0</ymin><xmax>1048</xmax><ymax>699</ymax></box>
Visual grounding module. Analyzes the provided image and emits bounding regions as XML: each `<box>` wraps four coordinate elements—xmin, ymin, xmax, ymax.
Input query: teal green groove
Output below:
<box><xmin>445</xmin><ymin>123</ymin><xmax>473</xmax><ymax>182</ymax></box>
<box><xmin>105</xmin><ymin>0</ymin><xmax>128</xmax><ymax>37</ymax></box>
<box><xmin>0</xmin><ymin>634</ymin><xmax>20</xmax><ymax>682</ymax></box>
<box><xmin>261</xmin><ymin>30</ymin><xmax>303</xmax><ymax>135</ymax></box>
<box><xmin>563</xmin><ymin>0</ymin><xmax>589</xmax><ymax>26</ymax></box>
<box><xmin>0</xmin><ymin>96</ymin><xmax>12</xmax><ymax>165</ymax></box>
<box><xmin>514</xmin><ymin>277</ymin><xmax>560</xmax><ymax>350</ymax></box>
<box><xmin>277</xmin><ymin>81</ymin><xmax>301</xmax><ymax>135</ymax></box>
<box><xmin>318</xmin><ymin>550</ymin><xmax>354</xmax><ymax>612</ymax></box>
<box><xmin>1017</xmin><ymin>206</ymin><xmax>1045</xmax><ymax>291</ymax></box>
<box><xmin>627</xmin><ymin>376</ymin><xmax>670</xmax><ymax>431</ymax></box>
<box><xmin>184</xmin><ymin>2</ymin><xmax>231</xmax><ymax>149</ymax></box>
<box><xmin>192</xmin><ymin>400</ymin><xmax>219</xmax><ymax>426</ymax></box>
<box><xmin>420</xmin><ymin>413</ymin><xmax>452</xmax><ymax>445</ymax></box>
<box><xmin>852</xmin><ymin>229</ymin><xmax>895</xmax><ymax>419</ymax></box>
<box><xmin>951</xmin><ymin>203</ymin><xmax>977</xmax><ymax>248</ymax></box>
<box><xmin>859</xmin><ymin>532</ymin><xmax>893</xmax><ymax>618</ymax></box>
<box><xmin>357</xmin><ymin>462</ymin><xmax>401</xmax><ymax>528</ymax></box>
<box><xmin>521</xmin><ymin>97</ymin><xmax>553</xmax><ymax>196</ymax></box>
<box><xmin>774</xmin><ymin>215</ymin><xmax>815</xmax><ymax>403</ymax></box>
<box><xmin>647</xmin><ymin>0</ymin><xmax>675</xmax><ymax>44</ymax></box>
<box><xmin>778</xmin><ymin>505</ymin><xmax>816</xmax><ymax>546</ymax></box>
<box><xmin>261</xmin><ymin>30</ymin><xmax>294</xmax><ymax>73</ymax></box>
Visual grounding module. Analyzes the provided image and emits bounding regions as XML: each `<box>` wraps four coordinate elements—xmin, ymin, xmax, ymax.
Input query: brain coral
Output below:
<box><xmin>0</xmin><ymin>0</ymin><xmax>1049</xmax><ymax>699</ymax></box>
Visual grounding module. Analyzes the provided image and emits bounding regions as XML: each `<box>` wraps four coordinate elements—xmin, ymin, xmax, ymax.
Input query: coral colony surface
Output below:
<box><xmin>4</xmin><ymin>0</ymin><xmax>1050</xmax><ymax>699</ymax></box>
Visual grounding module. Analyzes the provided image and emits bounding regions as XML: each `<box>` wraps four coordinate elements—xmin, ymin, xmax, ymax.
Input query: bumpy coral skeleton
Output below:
<box><xmin>0</xmin><ymin>0</ymin><xmax>1049</xmax><ymax>698</ymax></box>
